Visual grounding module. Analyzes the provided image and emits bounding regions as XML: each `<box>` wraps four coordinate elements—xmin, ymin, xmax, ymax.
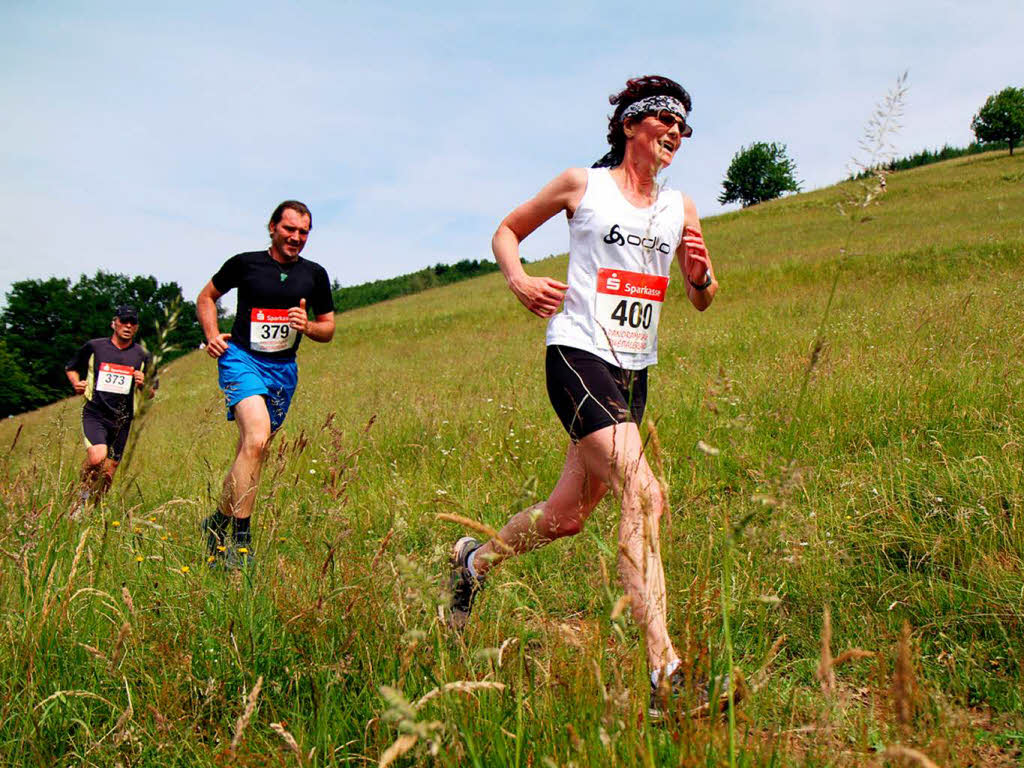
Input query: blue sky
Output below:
<box><xmin>1</xmin><ymin>0</ymin><xmax>1020</xmax><ymax>308</ymax></box>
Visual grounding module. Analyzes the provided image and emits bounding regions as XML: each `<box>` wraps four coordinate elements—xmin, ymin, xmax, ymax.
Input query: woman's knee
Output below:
<box><xmin>537</xmin><ymin>496</ymin><xmax>597</xmax><ymax>539</ymax></box>
<box><xmin>645</xmin><ymin>479</ymin><xmax>666</xmax><ymax>522</ymax></box>
<box><xmin>547</xmin><ymin>515</ymin><xmax>585</xmax><ymax>538</ymax></box>
<box><xmin>625</xmin><ymin>464</ymin><xmax>664</xmax><ymax>515</ymax></box>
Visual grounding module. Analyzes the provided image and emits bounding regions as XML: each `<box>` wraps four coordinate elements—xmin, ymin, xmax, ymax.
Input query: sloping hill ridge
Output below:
<box><xmin>1</xmin><ymin>151</ymin><xmax>1022</xmax><ymax>766</ymax></box>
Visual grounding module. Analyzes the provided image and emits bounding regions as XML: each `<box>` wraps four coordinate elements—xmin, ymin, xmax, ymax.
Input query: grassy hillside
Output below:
<box><xmin>1</xmin><ymin>150</ymin><xmax>1022</xmax><ymax>766</ymax></box>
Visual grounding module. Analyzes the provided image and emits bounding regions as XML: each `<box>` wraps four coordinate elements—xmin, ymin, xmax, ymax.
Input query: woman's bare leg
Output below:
<box><xmin>577</xmin><ymin>422</ymin><xmax>677</xmax><ymax>674</ymax></box>
<box><xmin>472</xmin><ymin>442</ymin><xmax>607</xmax><ymax>576</ymax></box>
<box><xmin>471</xmin><ymin>420</ymin><xmax>676</xmax><ymax>674</ymax></box>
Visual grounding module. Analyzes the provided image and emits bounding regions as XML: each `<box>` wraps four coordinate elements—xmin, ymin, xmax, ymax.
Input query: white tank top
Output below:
<box><xmin>546</xmin><ymin>168</ymin><xmax>686</xmax><ymax>370</ymax></box>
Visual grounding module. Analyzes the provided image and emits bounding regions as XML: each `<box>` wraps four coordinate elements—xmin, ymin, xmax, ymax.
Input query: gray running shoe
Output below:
<box><xmin>224</xmin><ymin>545</ymin><xmax>256</xmax><ymax>571</ymax></box>
<box><xmin>69</xmin><ymin>489</ymin><xmax>90</xmax><ymax>521</ymax></box>
<box><xmin>448</xmin><ymin>536</ymin><xmax>485</xmax><ymax>631</ymax></box>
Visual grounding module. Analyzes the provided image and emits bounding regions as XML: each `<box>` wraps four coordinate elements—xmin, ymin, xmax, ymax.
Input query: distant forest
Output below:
<box><xmin>849</xmin><ymin>140</ymin><xmax>1011</xmax><ymax>179</ymax></box>
<box><xmin>331</xmin><ymin>259</ymin><xmax>502</xmax><ymax>313</ymax></box>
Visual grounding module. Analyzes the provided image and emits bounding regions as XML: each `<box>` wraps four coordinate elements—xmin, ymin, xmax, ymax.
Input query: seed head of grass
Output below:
<box><xmin>892</xmin><ymin>619</ymin><xmax>916</xmax><ymax>728</ymax></box>
<box><xmin>231</xmin><ymin>675</ymin><xmax>263</xmax><ymax>751</ymax></box>
<box><xmin>817</xmin><ymin>605</ymin><xmax>836</xmax><ymax>696</ymax></box>
<box><xmin>882</xmin><ymin>745</ymin><xmax>940</xmax><ymax>768</ymax></box>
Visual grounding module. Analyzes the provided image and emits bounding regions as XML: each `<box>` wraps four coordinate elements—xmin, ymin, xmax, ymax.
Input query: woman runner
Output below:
<box><xmin>448</xmin><ymin>75</ymin><xmax>719</xmax><ymax>717</ymax></box>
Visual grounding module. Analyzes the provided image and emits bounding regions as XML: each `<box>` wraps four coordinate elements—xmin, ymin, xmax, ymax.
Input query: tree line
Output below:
<box><xmin>331</xmin><ymin>259</ymin><xmax>501</xmax><ymax>314</ymax></box>
<box><xmin>848</xmin><ymin>139</ymin><xmax>1012</xmax><ymax>180</ymax></box>
<box><xmin>0</xmin><ymin>272</ymin><xmax>204</xmax><ymax>418</ymax></box>
<box><xmin>719</xmin><ymin>84</ymin><xmax>1023</xmax><ymax>208</ymax></box>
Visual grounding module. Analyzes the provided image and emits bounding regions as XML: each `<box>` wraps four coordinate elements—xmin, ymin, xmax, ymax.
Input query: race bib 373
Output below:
<box><xmin>96</xmin><ymin>362</ymin><xmax>134</xmax><ymax>395</ymax></box>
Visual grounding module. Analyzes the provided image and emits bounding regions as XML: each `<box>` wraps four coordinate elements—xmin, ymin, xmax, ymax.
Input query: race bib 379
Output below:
<box><xmin>250</xmin><ymin>308</ymin><xmax>297</xmax><ymax>353</ymax></box>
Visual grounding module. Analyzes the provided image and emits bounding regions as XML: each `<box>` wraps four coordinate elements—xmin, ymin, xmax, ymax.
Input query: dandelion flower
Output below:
<box><xmin>112</xmin><ymin>521</ymin><xmax>121</xmax><ymax>528</ymax></box>
<box><xmin>238</xmin><ymin>548</ymin><xmax>249</xmax><ymax>554</ymax></box>
<box><xmin>149</xmin><ymin>517</ymin><xmax>156</xmax><ymax>522</ymax></box>
<box><xmin>181</xmin><ymin>565</ymin><xmax>190</xmax><ymax>574</ymax></box>
<box><xmin>161</xmin><ymin>535</ymin><xmax>169</xmax><ymax>541</ymax></box>
<box><xmin>217</xmin><ymin>546</ymin><xmax>227</xmax><ymax>552</ymax></box>
<box><xmin>278</xmin><ymin>537</ymin><xmax>286</xmax><ymax>543</ymax></box>
<box><xmin>135</xmin><ymin>555</ymin><xmax>144</xmax><ymax>563</ymax></box>
<box><xmin>207</xmin><ymin>556</ymin><xmax>216</xmax><ymax>563</ymax></box>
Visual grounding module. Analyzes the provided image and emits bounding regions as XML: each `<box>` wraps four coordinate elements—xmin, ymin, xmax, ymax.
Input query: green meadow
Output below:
<box><xmin>1</xmin><ymin>150</ymin><xmax>1022</xmax><ymax>766</ymax></box>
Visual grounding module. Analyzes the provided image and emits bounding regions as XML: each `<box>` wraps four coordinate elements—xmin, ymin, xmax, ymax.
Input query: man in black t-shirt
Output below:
<box><xmin>65</xmin><ymin>304</ymin><xmax>152</xmax><ymax>514</ymax></box>
<box><xmin>196</xmin><ymin>200</ymin><xmax>335</xmax><ymax>567</ymax></box>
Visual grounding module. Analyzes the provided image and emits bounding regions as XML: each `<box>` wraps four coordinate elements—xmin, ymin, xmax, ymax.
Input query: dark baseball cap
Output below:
<box><xmin>115</xmin><ymin>305</ymin><xmax>139</xmax><ymax>323</ymax></box>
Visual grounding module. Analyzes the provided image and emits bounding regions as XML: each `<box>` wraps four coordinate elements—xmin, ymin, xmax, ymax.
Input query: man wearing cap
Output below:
<box><xmin>65</xmin><ymin>304</ymin><xmax>153</xmax><ymax>514</ymax></box>
<box><xmin>196</xmin><ymin>200</ymin><xmax>335</xmax><ymax>568</ymax></box>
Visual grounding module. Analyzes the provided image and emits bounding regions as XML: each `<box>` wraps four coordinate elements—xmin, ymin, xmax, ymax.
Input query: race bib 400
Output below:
<box><xmin>250</xmin><ymin>308</ymin><xmax>297</xmax><ymax>353</ymax></box>
<box><xmin>593</xmin><ymin>268</ymin><xmax>669</xmax><ymax>355</ymax></box>
<box><xmin>96</xmin><ymin>362</ymin><xmax>134</xmax><ymax>395</ymax></box>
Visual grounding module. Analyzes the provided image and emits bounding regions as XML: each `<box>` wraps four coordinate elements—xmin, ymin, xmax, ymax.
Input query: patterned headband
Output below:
<box><xmin>621</xmin><ymin>94</ymin><xmax>687</xmax><ymax>122</ymax></box>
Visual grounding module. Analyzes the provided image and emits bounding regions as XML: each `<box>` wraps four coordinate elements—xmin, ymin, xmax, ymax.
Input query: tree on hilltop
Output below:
<box><xmin>718</xmin><ymin>141</ymin><xmax>802</xmax><ymax>208</ymax></box>
<box><xmin>971</xmin><ymin>86</ymin><xmax>1024</xmax><ymax>156</ymax></box>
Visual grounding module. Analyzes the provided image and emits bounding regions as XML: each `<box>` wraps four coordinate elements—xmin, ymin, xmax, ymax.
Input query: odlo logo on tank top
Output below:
<box><xmin>602</xmin><ymin>224</ymin><xmax>672</xmax><ymax>255</ymax></box>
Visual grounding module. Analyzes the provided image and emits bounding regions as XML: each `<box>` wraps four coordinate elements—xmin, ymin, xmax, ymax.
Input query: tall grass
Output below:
<box><xmin>0</xmin><ymin>146</ymin><xmax>1022</xmax><ymax>765</ymax></box>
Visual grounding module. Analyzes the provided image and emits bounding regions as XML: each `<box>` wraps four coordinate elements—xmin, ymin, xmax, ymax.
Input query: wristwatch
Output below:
<box><xmin>689</xmin><ymin>270</ymin><xmax>712</xmax><ymax>291</ymax></box>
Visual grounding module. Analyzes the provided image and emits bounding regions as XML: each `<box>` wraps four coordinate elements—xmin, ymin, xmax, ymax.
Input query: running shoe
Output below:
<box><xmin>448</xmin><ymin>536</ymin><xmax>485</xmax><ymax>631</ymax></box>
<box><xmin>69</xmin><ymin>489</ymin><xmax>90</xmax><ymax>521</ymax></box>
<box><xmin>648</xmin><ymin>667</ymin><xmax>744</xmax><ymax>722</ymax></box>
<box><xmin>225</xmin><ymin>545</ymin><xmax>256</xmax><ymax>571</ymax></box>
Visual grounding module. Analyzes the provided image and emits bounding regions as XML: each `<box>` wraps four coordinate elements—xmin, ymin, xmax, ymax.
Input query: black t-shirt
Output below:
<box><xmin>212</xmin><ymin>251</ymin><xmax>334</xmax><ymax>360</ymax></box>
<box><xmin>65</xmin><ymin>338</ymin><xmax>152</xmax><ymax>422</ymax></box>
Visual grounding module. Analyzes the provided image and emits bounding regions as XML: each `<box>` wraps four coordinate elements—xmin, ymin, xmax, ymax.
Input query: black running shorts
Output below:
<box><xmin>82</xmin><ymin>407</ymin><xmax>132</xmax><ymax>462</ymax></box>
<box><xmin>545</xmin><ymin>345</ymin><xmax>648</xmax><ymax>442</ymax></box>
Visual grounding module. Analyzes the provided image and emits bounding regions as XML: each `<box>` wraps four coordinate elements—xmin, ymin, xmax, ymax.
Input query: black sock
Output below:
<box><xmin>233</xmin><ymin>516</ymin><xmax>252</xmax><ymax>548</ymax></box>
<box><xmin>207</xmin><ymin>510</ymin><xmax>231</xmax><ymax>537</ymax></box>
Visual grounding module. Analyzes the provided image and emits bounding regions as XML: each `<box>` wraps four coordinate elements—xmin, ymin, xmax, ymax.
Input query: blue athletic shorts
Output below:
<box><xmin>217</xmin><ymin>344</ymin><xmax>298</xmax><ymax>432</ymax></box>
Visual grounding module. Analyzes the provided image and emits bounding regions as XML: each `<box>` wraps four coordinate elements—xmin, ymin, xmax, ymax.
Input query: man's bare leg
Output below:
<box><xmin>71</xmin><ymin>445</ymin><xmax>115</xmax><ymax>517</ymax></box>
<box><xmin>203</xmin><ymin>395</ymin><xmax>271</xmax><ymax>563</ymax></box>
<box><xmin>220</xmin><ymin>395</ymin><xmax>272</xmax><ymax>520</ymax></box>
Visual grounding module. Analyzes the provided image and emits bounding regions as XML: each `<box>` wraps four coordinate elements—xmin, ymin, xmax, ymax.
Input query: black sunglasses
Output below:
<box><xmin>117</xmin><ymin>316</ymin><xmax>139</xmax><ymax>325</ymax></box>
<box><xmin>655</xmin><ymin>110</ymin><xmax>693</xmax><ymax>138</ymax></box>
